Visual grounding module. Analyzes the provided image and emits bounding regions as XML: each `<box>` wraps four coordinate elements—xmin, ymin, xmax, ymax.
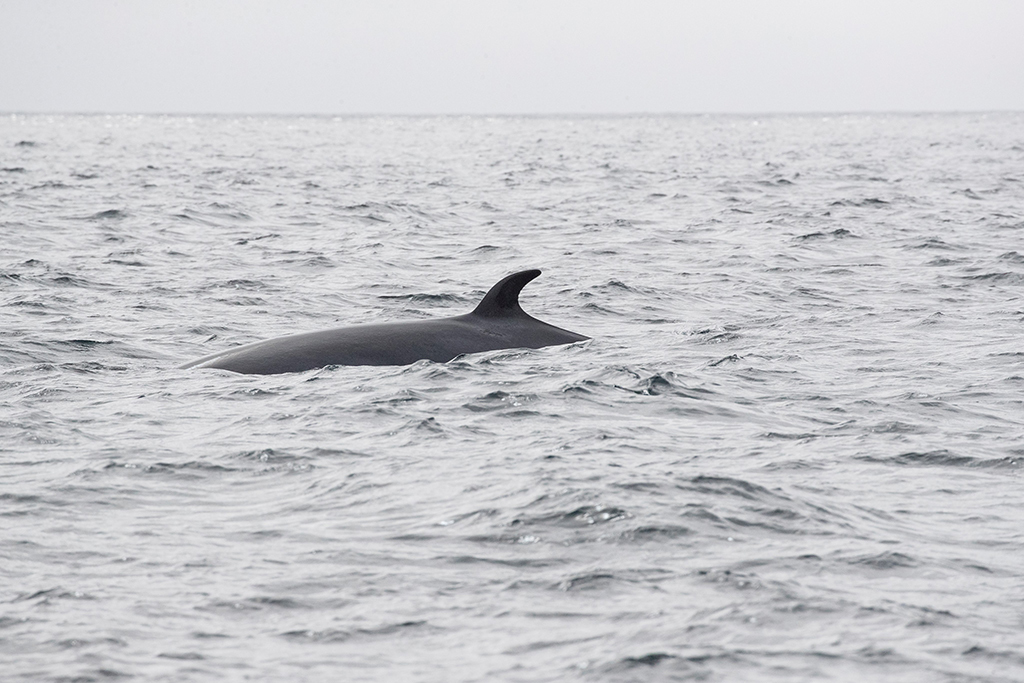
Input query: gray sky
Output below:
<box><xmin>2</xmin><ymin>0</ymin><xmax>1021</xmax><ymax>114</ymax></box>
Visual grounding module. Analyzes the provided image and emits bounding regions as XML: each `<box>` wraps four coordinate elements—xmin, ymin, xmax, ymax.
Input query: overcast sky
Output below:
<box><xmin>1</xmin><ymin>0</ymin><xmax>1021</xmax><ymax>114</ymax></box>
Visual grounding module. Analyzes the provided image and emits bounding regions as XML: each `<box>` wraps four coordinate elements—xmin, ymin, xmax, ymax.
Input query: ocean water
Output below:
<box><xmin>1</xmin><ymin>112</ymin><xmax>1023</xmax><ymax>682</ymax></box>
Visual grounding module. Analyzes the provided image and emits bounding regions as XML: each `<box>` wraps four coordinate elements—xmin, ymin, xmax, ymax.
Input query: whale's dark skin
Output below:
<box><xmin>181</xmin><ymin>269</ymin><xmax>588</xmax><ymax>375</ymax></box>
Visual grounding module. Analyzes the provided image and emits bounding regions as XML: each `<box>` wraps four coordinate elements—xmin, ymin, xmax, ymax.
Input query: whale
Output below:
<box><xmin>181</xmin><ymin>269</ymin><xmax>588</xmax><ymax>374</ymax></box>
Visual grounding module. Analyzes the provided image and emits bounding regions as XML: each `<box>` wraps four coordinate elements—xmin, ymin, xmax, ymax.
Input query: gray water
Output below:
<box><xmin>1</xmin><ymin>113</ymin><xmax>1023</xmax><ymax>682</ymax></box>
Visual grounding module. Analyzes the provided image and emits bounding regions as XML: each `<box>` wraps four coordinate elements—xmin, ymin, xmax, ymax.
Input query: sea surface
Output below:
<box><xmin>1</xmin><ymin>112</ymin><xmax>1023</xmax><ymax>682</ymax></box>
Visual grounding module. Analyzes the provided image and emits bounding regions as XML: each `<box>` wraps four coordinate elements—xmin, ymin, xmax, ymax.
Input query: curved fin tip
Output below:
<box><xmin>472</xmin><ymin>269</ymin><xmax>541</xmax><ymax>317</ymax></box>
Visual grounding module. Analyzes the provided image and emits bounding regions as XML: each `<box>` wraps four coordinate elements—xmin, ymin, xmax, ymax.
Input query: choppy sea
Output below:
<box><xmin>1</xmin><ymin>112</ymin><xmax>1023</xmax><ymax>682</ymax></box>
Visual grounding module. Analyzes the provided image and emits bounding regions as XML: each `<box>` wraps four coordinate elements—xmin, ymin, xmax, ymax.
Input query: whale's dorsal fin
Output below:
<box><xmin>471</xmin><ymin>269</ymin><xmax>541</xmax><ymax>318</ymax></box>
